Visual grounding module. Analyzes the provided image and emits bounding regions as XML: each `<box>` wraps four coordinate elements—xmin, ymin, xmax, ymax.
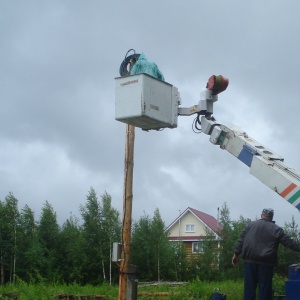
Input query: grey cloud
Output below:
<box><xmin>1</xmin><ymin>1</ymin><xmax>300</xmax><ymax>228</ymax></box>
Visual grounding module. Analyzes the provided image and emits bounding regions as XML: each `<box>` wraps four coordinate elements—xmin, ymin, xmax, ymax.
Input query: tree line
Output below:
<box><xmin>0</xmin><ymin>189</ymin><xmax>299</xmax><ymax>285</ymax></box>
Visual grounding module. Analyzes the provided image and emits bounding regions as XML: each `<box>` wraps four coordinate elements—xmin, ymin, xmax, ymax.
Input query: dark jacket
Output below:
<box><xmin>234</xmin><ymin>218</ymin><xmax>300</xmax><ymax>266</ymax></box>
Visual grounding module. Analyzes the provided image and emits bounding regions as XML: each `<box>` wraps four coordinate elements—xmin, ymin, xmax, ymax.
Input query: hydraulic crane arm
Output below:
<box><xmin>115</xmin><ymin>73</ymin><xmax>300</xmax><ymax>211</ymax></box>
<box><xmin>209</xmin><ymin>121</ymin><xmax>300</xmax><ymax>210</ymax></box>
<box><xmin>178</xmin><ymin>76</ymin><xmax>300</xmax><ymax>211</ymax></box>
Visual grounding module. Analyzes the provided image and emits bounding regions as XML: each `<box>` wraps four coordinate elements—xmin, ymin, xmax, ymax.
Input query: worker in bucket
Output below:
<box><xmin>130</xmin><ymin>53</ymin><xmax>165</xmax><ymax>81</ymax></box>
<box><xmin>232</xmin><ymin>208</ymin><xmax>300</xmax><ymax>300</ymax></box>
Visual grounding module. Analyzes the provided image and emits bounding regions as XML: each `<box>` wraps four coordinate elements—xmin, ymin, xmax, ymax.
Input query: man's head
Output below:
<box><xmin>261</xmin><ymin>208</ymin><xmax>274</xmax><ymax>220</ymax></box>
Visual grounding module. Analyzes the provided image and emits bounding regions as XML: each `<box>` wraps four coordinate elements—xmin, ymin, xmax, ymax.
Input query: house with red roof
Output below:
<box><xmin>165</xmin><ymin>207</ymin><xmax>222</xmax><ymax>257</ymax></box>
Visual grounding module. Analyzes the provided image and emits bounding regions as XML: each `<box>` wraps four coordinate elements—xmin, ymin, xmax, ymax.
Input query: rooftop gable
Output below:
<box><xmin>165</xmin><ymin>207</ymin><xmax>222</xmax><ymax>235</ymax></box>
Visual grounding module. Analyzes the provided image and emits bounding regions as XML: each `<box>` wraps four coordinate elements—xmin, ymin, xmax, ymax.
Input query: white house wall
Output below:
<box><xmin>168</xmin><ymin>211</ymin><xmax>208</xmax><ymax>238</ymax></box>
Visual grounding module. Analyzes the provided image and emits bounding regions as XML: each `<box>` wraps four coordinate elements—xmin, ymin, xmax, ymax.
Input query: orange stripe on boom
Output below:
<box><xmin>281</xmin><ymin>183</ymin><xmax>297</xmax><ymax>198</ymax></box>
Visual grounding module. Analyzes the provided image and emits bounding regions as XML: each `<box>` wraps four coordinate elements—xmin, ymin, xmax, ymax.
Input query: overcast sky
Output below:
<box><xmin>1</xmin><ymin>1</ymin><xmax>300</xmax><ymax>229</ymax></box>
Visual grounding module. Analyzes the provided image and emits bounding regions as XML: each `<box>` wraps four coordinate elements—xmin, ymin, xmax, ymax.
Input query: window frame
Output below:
<box><xmin>185</xmin><ymin>224</ymin><xmax>195</xmax><ymax>232</ymax></box>
<box><xmin>192</xmin><ymin>241</ymin><xmax>204</xmax><ymax>254</ymax></box>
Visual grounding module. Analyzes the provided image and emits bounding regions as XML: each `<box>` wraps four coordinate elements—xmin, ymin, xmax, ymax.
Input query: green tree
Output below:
<box><xmin>170</xmin><ymin>240</ymin><xmax>188</xmax><ymax>281</ymax></box>
<box><xmin>218</xmin><ymin>202</ymin><xmax>250</xmax><ymax>280</ymax></box>
<box><xmin>189</xmin><ymin>228</ymin><xmax>220</xmax><ymax>281</ymax></box>
<box><xmin>100</xmin><ymin>192</ymin><xmax>121</xmax><ymax>284</ymax></box>
<box><xmin>277</xmin><ymin>215</ymin><xmax>300</xmax><ymax>275</ymax></box>
<box><xmin>38</xmin><ymin>201</ymin><xmax>60</xmax><ymax>281</ymax></box>
<box><xmin>80</xmin><ymin>187</ymin><xmax>103</xmax><ymax>284</ymax></box>
<box><xmin>0</xmin><ymin>200</ymin><xmax>4</xmax><ymax>284</ymax></box>
<box><xmin>151</xmin><ymin>208</ymin><xmax>174</xmax><ymax>281</ymax></box>
<box><xmin>131</xmin><ymin>212</ymin><xmax>153</xmax><ymax>280</ymax></box>
<box><xmin>0</xmin><ymin>193</ymin><xmax>19</xmax><ymax>284</ymax></box>
<box><xmin>58</xmin><ymin>213</ymin><xmax>86</xmax><ymax>284</ymax></box>
<box><xmin>218</xmin><ymin>202</ymin><xmax>232</xmax><ymax>277</ymax></box>
<box><xmin>17</xmin><ymin>204</ymin><xmax>43</xmax><ymax>282</ymax></box>
<box><xmin>131</xmin><ymin>209</ymin><xmax>177</xmax><ymax>281</ymax></box>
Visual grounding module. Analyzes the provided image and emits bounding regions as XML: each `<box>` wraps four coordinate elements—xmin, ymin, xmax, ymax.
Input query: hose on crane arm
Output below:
<box><xmin>192</xmin><ymin>114</ymin><xmax>202</xmax><ymax>133</ymax></box>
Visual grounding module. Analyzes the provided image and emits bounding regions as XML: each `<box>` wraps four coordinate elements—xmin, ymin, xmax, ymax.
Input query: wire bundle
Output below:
<box><xmin>119</xmin><ymin>49</ymin><xmax>140</xmax><ymax>77</ymax></box>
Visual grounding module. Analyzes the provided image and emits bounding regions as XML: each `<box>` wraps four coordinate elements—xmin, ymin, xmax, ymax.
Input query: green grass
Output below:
<box><xmin>0</xmin><ymin>276</ymin><xmax>286</xmax><ymax>299</ymax></box>
<box><xmin>138</xmin><ymin>279</ymin><xmax>243</xmax><ymax>300</ymax></box>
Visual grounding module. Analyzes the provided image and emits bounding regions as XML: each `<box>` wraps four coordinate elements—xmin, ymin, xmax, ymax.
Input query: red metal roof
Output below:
<box><xmin>188</xmin><ymin>207</ymin><xmax>223</xmax><ymax>232</ymax></box>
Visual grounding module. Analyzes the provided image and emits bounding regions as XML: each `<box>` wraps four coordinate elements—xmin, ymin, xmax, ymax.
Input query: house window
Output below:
<box><xmin>192</xmin><ymin>242</ymin><xmax>204</xmax><ymax>253</ymax></box>
<box><xmin>185</xmin><ymin>224</ymin><xmax>195</xmax><ymax>232</ymax></box>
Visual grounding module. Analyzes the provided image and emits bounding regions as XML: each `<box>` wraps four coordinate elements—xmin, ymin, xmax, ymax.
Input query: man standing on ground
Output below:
<box><xmin>232</xmin><ymin>208</ymin><xmax>300</xmax><ymax>300</ymax></box>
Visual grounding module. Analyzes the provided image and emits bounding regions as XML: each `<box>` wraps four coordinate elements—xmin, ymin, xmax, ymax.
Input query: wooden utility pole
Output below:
<box><xmin>118</xmin><ymin>124</ymin><xmax>135</xmax><ymax>300</ymax></box>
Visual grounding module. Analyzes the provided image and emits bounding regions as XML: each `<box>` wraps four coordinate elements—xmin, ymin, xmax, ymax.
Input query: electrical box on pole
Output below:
<box><xmin>112</xmin><ymin>242</ymin><xmax>121</xmax><ymax>262</ymax></box>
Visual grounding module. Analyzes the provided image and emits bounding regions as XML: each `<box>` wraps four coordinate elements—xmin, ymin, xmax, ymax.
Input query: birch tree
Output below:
<box><xmin>100</xmin><ymin>192</ymin><xmax>121</xmax><ymax>284</ymax></box>
<box><xmin>0</xmin><ymin>193</ymin><xmax>18</xmax><ymax>284</ymax></box>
